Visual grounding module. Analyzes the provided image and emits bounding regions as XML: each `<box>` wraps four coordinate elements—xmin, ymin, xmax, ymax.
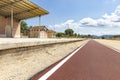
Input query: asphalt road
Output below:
<box><xmin>32</xmin><ymin>40</ymin><xmax>120</xmax><ymax>80</ymax></box>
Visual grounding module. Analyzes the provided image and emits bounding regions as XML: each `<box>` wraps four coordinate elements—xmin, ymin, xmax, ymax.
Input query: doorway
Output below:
<box><xmin>5</xmin><ymin>25</ymin><xmax>12</xmax><ymax>37</ymax></box>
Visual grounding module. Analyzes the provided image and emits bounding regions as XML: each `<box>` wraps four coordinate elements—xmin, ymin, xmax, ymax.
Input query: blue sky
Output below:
<box><xmin>26</xmin><ymin>0</ymin><xmax>120</xmax><ymax>35</ymax></box>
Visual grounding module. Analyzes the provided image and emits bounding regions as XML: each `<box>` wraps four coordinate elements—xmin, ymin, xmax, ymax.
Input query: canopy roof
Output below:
<box><xmin>0</xmin><ymin>0</ymin><xmax>49</xmax><ymax>20</ymax></box>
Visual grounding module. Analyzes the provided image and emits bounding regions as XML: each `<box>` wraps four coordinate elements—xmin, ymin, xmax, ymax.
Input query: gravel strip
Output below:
<box><xmin>95</xmin><ymin>39</ymin><xmax>120</xmax><ymax>51</ymax></box>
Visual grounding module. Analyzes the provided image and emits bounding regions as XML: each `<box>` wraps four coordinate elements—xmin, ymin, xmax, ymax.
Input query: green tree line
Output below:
<box><xmin>56</xmin><ymin>28</ymin><xmax>80</xmax><ymax>38</ymax></box>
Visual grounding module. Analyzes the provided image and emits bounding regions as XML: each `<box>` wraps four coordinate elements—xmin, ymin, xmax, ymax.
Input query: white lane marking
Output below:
<box><xmin>38</xmin><ymin>41</ymin><xmax>89</xmax><ymax>80</ymax></box>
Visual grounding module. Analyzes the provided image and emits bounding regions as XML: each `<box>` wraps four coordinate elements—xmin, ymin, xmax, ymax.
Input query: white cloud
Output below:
<box><xmin>79</xmin><ymin>5</ymin><xmax>120</xmax><ymax>27</ymax></box>
<box><xmin>102</xmin><ymin>13</ymin><xmax>119</xmax><ymax>22</ymax></box>
<box><xmin>49</xmin><ymin>19</ymin><xmax>80</xmax><ymax>29</ymax></box>
<box><xmin>80</xmin><ymin>17</ymin><xmax>97</xmax><ymax>26</ymax></box>
<box><xmin>49</xmin><ymin>5</ymin><xmax>120</xmax><ymax>35</ymax></box>
<box><xmin>64</xmin><ymin>19</ymin><xmax>74</xmax><ymax>25</ymax></box>
<box><xmin>115</xmin><ymin>5</ymin><xmax>120</xmax><ymax>14</ymax></box>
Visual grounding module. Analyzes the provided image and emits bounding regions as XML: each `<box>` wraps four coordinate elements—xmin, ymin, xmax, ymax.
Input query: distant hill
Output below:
<box><xmin>80</xmin><ymin>34</ymin><xmax>120</xmax><ymax>39</ymax></box>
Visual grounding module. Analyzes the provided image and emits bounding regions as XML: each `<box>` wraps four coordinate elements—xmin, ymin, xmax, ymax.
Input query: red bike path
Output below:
<box><xmin>32</xmin><ymin>40</ymin><xmax>120</xmax><ymax>80</ymax></box>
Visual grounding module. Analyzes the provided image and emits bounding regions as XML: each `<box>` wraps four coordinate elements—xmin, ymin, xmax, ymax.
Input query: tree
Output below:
<box><xmin>56</xmin><ymin>32</ymin><xmax>64</xmax><ymax>37</ymax></box>
<box><xmin>20</xmin><ymin>21</ymin><xmax>28</xmax><ymax>33</ymax></box>
<box><xmin>87</xmin><ymin>34</ymin><xmax>92</xmax><ymax>38</ymax></box>
<box><xmin>29</xmin><ymin>26</ymin><xmax>33</xmax><ymax>29</ymax></box>
<box><xmin>65</xmin><ymin>29</ymin><xmax>74</xmax><ymax>36</ymax></box>
<box><xmin>101</xmin><ymin>36</ymin><xmax>105</xmax><ymax>39</ymax></box>
<box><xmin>73</xmin><ymin>33</ymin><xmax>77</xmax><ymax>37</ymax></box>
<box><xmin>77</xmin><ymin>34</ymin><xmax>81</xmax><ymax>38</ymax></box>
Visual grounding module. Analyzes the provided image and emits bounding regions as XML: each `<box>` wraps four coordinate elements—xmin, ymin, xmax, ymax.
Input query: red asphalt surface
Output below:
<box><xmin>32</xmin><ymin>40</ymin><xmax>120</xmax><ymax>80</ymax></box>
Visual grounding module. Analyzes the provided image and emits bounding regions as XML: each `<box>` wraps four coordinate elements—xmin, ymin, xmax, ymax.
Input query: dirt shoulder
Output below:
<box><xmin>94</xmin><ymin>39</ymin><xmax>120</xmax><ymax>51</ymax></box>
<box><xmin>0</xmin><ymin>40</ymin><xmax>88</xmax><ymax>80</ymax></box>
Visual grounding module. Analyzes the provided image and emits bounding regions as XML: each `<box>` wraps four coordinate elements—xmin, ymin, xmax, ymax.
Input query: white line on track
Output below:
<box><xmin>38</xmin><ymin>40</ymin><xmax>89</xmax><ymax>80</ymax></box>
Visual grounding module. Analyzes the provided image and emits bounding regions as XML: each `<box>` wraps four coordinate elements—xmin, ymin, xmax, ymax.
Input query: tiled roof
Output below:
<box><xmin>30</xmin><ymin>26</ymin><xmax>48</xmax><ymax>31</ymax></box>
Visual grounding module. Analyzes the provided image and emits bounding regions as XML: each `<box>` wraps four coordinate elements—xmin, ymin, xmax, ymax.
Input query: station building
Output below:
<box><xmin>47</xmin><ymin>30</ymin><xmax>56</xmax><ymax>38</ymax></box>
<box><xmin>30</xmin><ymin>26</ymin><xmax>56</xmax><ymax>38</ymax></box>
<box><xmin>30</xmin><ymin>26</ymin><xmax>48</xmax><ymax>38</ymax></box>
<box><xmin>0</xmin><ymin>0</ymin><xmax>48</xmax><ymax>38</ymax></box>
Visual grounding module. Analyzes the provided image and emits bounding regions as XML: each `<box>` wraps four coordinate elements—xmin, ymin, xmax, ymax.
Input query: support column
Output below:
<box><xmin>11</xmin><ymin>8</ymin><xmax>13</xmax><ymax>37</ymax></box>
<box><xmin>39</xmin><ymin>15</ymin><xmax>41</xmax><ymax>26</ymax></box>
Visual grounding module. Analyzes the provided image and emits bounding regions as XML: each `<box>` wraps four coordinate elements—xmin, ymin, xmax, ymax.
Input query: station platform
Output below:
<box><xmin>0</xmin><ymin>38</ymin><xmax>84</xmax><ymax>50</ymax></box>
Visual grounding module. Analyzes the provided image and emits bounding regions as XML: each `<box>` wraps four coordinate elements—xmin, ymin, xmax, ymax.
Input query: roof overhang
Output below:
<box><xmin>0</xmin><ymin>0</ymin><xmax>49</xmax><ymax>20</ymax></box>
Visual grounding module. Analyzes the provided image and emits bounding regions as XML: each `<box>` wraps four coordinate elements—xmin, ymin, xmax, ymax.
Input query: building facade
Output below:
<box><xmin>30</xmin><ymin>26</ymin><xmax>48</xmax><ymax>38</ymax></box>
<box><xmin>47</xmin><ymin>30</ymin><xmax>56</xmax><ymax>38</ymax></box>
<box><xmin>30</xmin><ymin>26</ymin><xmax>56</xmax><ymax>38</ymax></box>
<box><xmin>0</xmin><ymin>16</ymin><xmax>20</xmax><ymax>38</ymax></box>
